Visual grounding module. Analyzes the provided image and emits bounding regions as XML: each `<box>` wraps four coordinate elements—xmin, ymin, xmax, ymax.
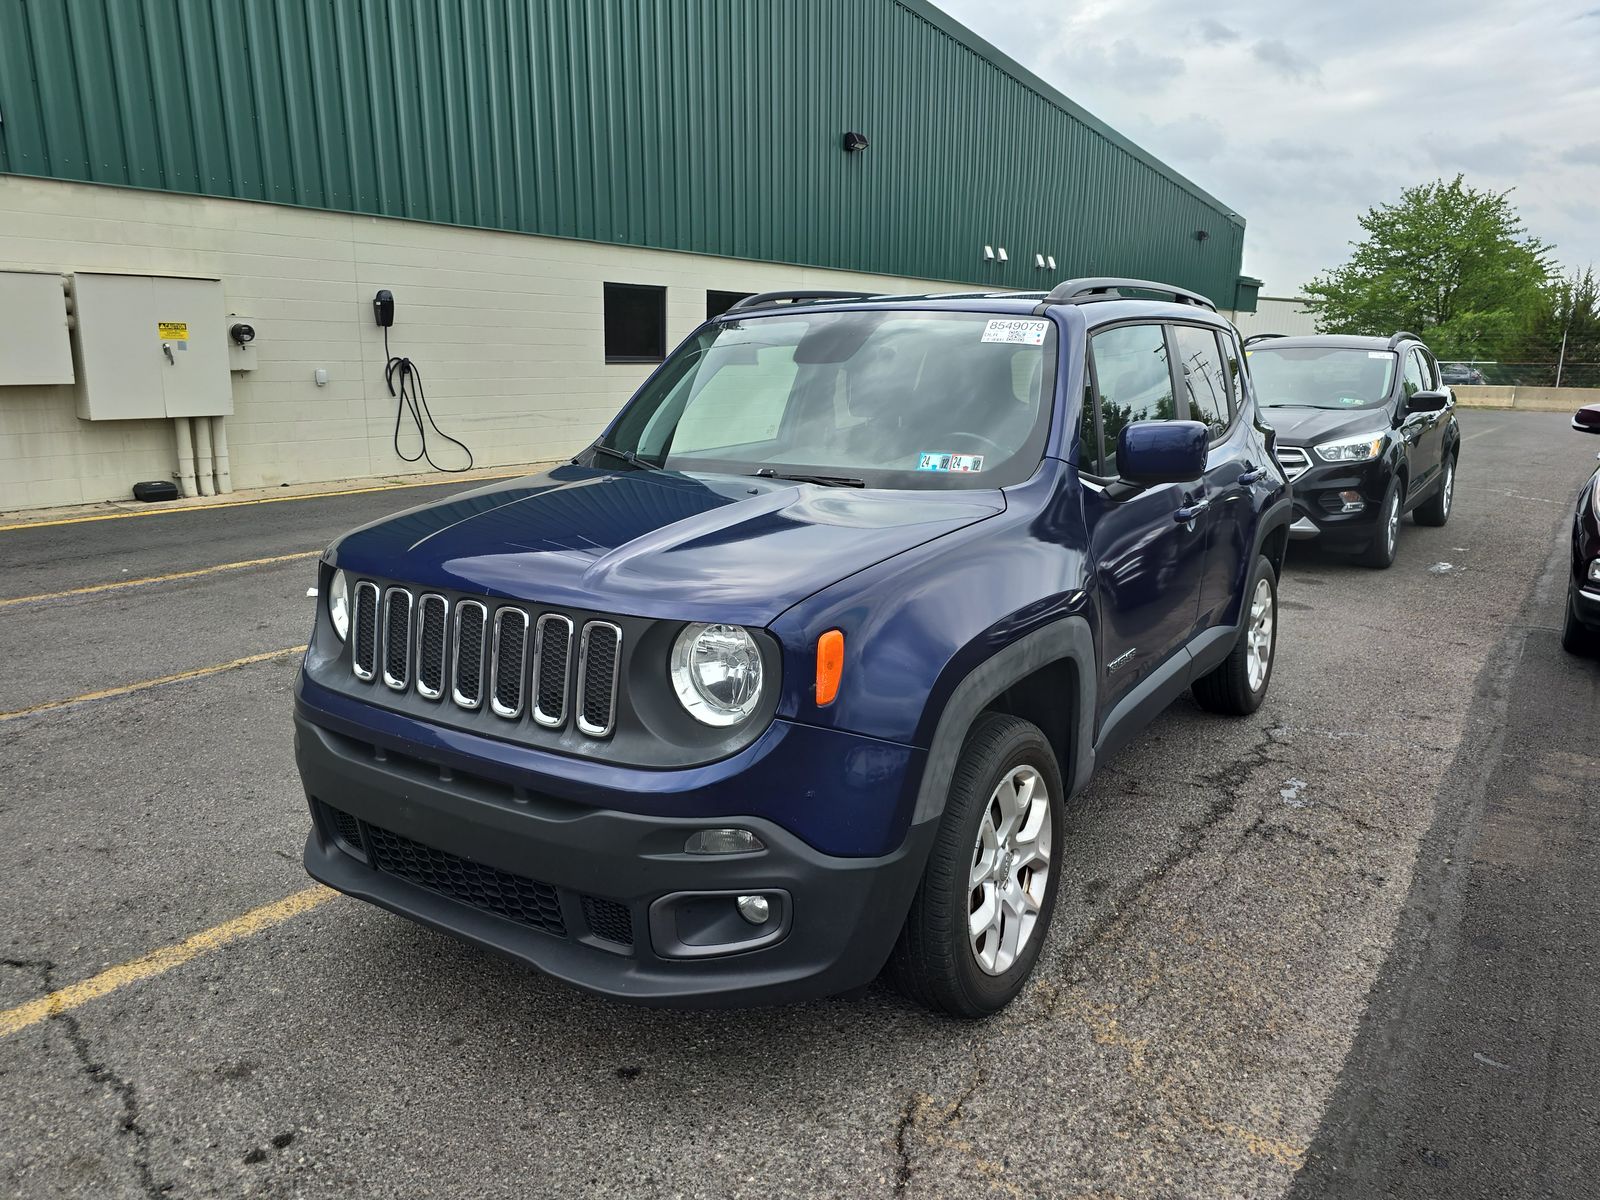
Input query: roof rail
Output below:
<box><xmin>725</xmin><ymin>289</ymin><xmax>879</xmax><ymax>313</ymax></box>
<box><xmin>1033</xmin><ymin>277</ymin><xmax>1217</xmax><ymax>315</ymax></box>
<box><xmin>1388</xmin><ymin>330</ymin><xmax>1425</xmax><ymax>349</ymax></box>
<box><xmin>1242</xmin><ymin>333</ymin><xmax>1287</xmax><ymax>347</ymax></box>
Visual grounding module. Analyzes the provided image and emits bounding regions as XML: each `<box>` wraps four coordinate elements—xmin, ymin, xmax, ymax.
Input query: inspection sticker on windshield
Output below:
<box><xmin>918</xmin><ymin>452</ymin><xmax>984</xmax><ymax>473</ymax></box>
<box><xmin>981</xmin><ymin>318</ymin><xmax>1049</xmax><ymax>345</ymax></box>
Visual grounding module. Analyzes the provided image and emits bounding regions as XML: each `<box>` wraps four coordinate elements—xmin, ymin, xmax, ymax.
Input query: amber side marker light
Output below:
<box><xmin>816</xmin><ymin>629</ymin><xmax>845</xmax><ymax>706</ymax></box>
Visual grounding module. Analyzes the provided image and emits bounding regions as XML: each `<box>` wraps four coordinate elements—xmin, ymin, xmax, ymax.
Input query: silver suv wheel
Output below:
<box><xmin>968</xmin><ymin>764</ymin><xmax>1052</xmax><ymax>975</ymax></box>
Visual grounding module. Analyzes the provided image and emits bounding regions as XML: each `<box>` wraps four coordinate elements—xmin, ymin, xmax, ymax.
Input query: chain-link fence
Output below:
<box><xmin>1441</xmin><ymin>361</ymin><xmax>1600</xmax><ymax>388</ymax></box>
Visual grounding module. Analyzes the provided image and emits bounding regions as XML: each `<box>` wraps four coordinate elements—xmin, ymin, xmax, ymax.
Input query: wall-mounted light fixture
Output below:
<box><xmin>842</xmin><ymin>131</ymin><xmax>869</xmax><ymax>153</ymax></box>
<box><xmin>996</xmin><ymin>247</ymin><xmax>1008</xmax><ymax>263</ymax></box>
<box><xmin>1046</xmin><ymin>255</ymin><xmax>1057</xmax><ymax>270</ymax></box>
<box><xmin>983</xmin><ymin>245</ymin><xmax>996</xmax><ymax>261</ymax></box>
<box><xmin>1194</xmin><ymin>229</ymin><xmax>1211</xmax><ymax>242</ymax></box>
<box><xmin>1034</xmin><ymin>254</ymin><xmax>1047</xmax><ymax>269</ymax></box>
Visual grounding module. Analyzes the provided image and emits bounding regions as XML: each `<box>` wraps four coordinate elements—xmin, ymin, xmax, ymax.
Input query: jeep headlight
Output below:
<box><xmin>671</xmin><ymin>623</ymin><xmax>763</xmax><ymax>726</ymax></box>
<box><xmin>1314</xmin><ymin>434</ymin><xmax>1385</xmax><ymax>463</ymax></box>
<box><xmin>328</xmin><ymin>568</ymin><xmax>351</xmax><ymax>641</ymax></box>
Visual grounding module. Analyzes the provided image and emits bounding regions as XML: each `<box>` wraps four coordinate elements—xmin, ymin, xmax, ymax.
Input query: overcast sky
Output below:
<box><xmin>931</xmin><ymin>0</ymin><xmax>1600</xmax><ymax>294</ymax></box>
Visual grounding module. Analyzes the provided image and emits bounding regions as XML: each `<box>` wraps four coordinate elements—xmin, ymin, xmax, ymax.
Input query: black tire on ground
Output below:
<box><xmin>1192</xmin><ymin>553</ymin><xmax>1278</xmax><ymax>716</ymax></box>
<box><xmin>1562</xmin><ymin>590</ymin><xmax>1600</xmax><ymax>657</ymax></box>
<box><xmin>1414</xmin><ymin>452</ymin><xmax>1456</xmax><ymax>527</ymax></box>
<box><xmin>1359</xmin><ymin>480</ymin><xmax>1403</xmax><ymax>568</ymax></box>
<box><xmin>888</xmin><ymin>712</ymin><xmax>1064</xmax><ymax>1019</ymax></box>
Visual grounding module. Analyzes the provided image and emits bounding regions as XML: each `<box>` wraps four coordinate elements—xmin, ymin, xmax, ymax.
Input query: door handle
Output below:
<box><xmin>1238</xmin><ymin>463</ymin><xmax>1266</xmax><ymax>486</ymax></box>
<box><xmin>1174</xmin><ymin>498</ymin><xmax>1210</xmax><ymax>523</ymax></box>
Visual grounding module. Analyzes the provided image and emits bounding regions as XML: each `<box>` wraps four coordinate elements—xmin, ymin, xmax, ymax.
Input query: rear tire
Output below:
<box><xmin>1192</xmin><ymin>554</ymin><xmax>1278</xmax><ymax>715</ymax></box>
<box><xmin>889</xmin><ymin>713</ymin><xmax>1064</xmax><ymax>1018</ymax></box>
<box><xmin>1562</xmin><ymin>590</ymin><xmax>1600</xmax><ymax>657</ymax></box>
<box><xmin>1415</xmin><ymin>453</ymin><xmax>1455</xmax><ymax>527</ymax></box>
<box><xmin>1359</xmin><ymin>481</ymin><xmax>1403</xmax><ymax>568</ymax></box>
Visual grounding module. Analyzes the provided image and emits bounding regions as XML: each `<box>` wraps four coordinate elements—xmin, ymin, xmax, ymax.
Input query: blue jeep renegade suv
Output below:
<box><xmin>297</xmin><ymin>278</ymin><xmax>1293</xmax><ymax>1017</ymax></box>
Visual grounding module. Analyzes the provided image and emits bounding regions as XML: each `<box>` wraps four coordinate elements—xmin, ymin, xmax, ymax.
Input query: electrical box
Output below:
<box><xmin>72</xmin><ymin>273</ymin><xmax>234</xmax><ymax>420</ymax></box>
<box><xmin>0</xmin><ymin>270</ymin><xmax>75</xmax><ymax>386</ymax></box>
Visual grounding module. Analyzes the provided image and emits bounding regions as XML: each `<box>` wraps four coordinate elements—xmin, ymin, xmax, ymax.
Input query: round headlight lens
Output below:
<box><xmin>670</xmin><ymin>623</ymin><xmax>763</xmax><ymax>726</ymax></box>
<box><xmin>328</xmin><ymin>568</ymin><xmax>351</xmax><ymax>641</ymax></box>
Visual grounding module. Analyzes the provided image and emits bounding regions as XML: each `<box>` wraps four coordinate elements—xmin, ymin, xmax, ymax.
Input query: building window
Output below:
<box><xmin>706</xmin><ymin>290</ymin><xmax>754</xmax><ymax>320</ymax></box>
<box><xmin>603</xmin><ymin>283</ymin><xmax>666</xmax><ymax>363</ymax></box>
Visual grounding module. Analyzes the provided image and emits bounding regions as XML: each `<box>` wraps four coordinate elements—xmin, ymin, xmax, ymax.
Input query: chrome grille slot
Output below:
<box><xmin>532</xmin><ymin>614</ymin><xmax>573</xmax><ymax>728</ymax></box>
<box><xmin>351</xmin><ymin>581</ymin><xmax>380</xmax><ymax>681</ymax></box>
<box><xmin>576</xmin><ymin>621</ymin><xmax>622</xmax><ymax>738</ymax></box>
<box><xmin>415</xmin><ymin>594</ymin><xmax>448</xmax><ymax>700</ymax></box>
<box><xmin>452</xmin><ymin>601</ymin><xmax>487</xmax><ymax>710</ymax></box>
<box><xmin>490</xmin><ymin>607</ymin><xmax>530</xmax><ymax>718</ymax></box>
<box><xmin>1274</xmin><ymin>445</ymin><xmax>1311</xmax><ymax>482</ymax></box>
<box><xmin>381</xmin><ymin>587</ymin><xmax>413</xmax><ymax>691</ymax></box>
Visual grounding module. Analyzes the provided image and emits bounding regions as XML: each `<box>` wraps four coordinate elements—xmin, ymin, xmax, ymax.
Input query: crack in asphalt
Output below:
<box><xmin>891</xmin><ymin>1091</ymin><xmax>917</xmax><ymax>1196</ymax></box>
<box><xmin>2</xmin><ymin>957</ymin><xmax>167</xmax><ymax>1198</ymax></box>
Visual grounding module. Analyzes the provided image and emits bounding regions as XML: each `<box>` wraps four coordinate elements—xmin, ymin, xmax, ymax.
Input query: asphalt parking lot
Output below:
<box><xmin>2</xmin><ymin>410</ymin><xmax>1597</xmax><ymax>1199</ymax></box>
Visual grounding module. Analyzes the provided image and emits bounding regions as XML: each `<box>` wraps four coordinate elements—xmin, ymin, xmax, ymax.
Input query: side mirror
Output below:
<box><xmin>1574</xmin><ymin>404</ymin><xmax>1600</xmax><ymax>434</ymax></box>
<box><xmin>1407</xmin><ymin>389</ymin><xmax>1450</xmax><ymax>413</ymax></box>
<box><xmin>1116</xmin><ymin>420</ymin><xmax>1208</xmax><ymax>486</ymax></box>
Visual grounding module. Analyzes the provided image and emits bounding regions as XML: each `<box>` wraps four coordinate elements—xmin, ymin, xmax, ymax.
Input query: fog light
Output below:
<box><xmin>736</xmin><ymin>895</ymin><xmax>771</xmax><ymax>925</ymax></box>
<box><xmin>685</xmin><ymin>828</ymin><xmax>764</xmax><ymax>855</ymax></box>
<box><xmin>1338</xmin><ymin>490</ymin><xmax>1365</xmax><ymax>514</ymax></box>
<box><xmin>1588</xmin><ymin>559</ymin><xmax>1600</xmax><ymax>584</ymax></box>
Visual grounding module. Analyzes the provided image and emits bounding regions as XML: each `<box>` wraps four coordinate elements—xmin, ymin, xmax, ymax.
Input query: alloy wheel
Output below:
<box><xmin>1246</xmin><ymin>576</ymin><xmax>1275</xmax><ymax>692</ymax></box>
<box><xmin>968</xmin><ymin>765</ymin><xmax>1052</xmax><ymax>975</ymax></box>
<box><xmin>1386</xmin><ymin>491</ymin><xmax>1401</xmax><ymax>556</ymax></box>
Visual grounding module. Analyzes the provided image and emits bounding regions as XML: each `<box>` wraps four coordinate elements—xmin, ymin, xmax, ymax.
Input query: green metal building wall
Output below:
<box><xmin>0</xmin><ymin>0</ymin><xmax>1248</xmax><ymax>301</ymax></box>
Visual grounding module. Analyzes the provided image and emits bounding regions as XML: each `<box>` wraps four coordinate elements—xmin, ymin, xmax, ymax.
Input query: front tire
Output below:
<box><xmin>1192</xmin><ymin>554</ymin><xmax>1278</xmax><ymax>715</ymax></box>
<box><xmin>1359</xmin><ymin>481</ymin><xmax>1403</xmax><ymax>568</ymax></box>
<box><xmin>1415</xmin><ymin>453</ymin><xmax>1455</xmax><ymax>526</ymax></box>
<box><xmin>889</xmin><ymin>713</ymin><xmax>1064</xmax><ymax>1018</ymax></box>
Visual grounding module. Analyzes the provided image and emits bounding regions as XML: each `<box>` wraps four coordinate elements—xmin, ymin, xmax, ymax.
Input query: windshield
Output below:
<box><xmin>1248</xmin><ymin>346</ymin><xmax>1397</xmax><ymax>410</ymax></box>
<box><xmin>600</xmin><ymin>310</ymin><xmax>1056</xmax><ymax>489</ymax></box>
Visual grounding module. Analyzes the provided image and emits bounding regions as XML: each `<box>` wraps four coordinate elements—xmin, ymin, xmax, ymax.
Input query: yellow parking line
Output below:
<box><xmin>0</xmin><ymin>886</ymin><xmax>337</xmax><ymax>1039</ymax></box>
<box><xmin>0</xmin><ymin>551</ymin><xmax>321</xmax><ymax>609</ymax></box>
<box><xmin>0</xmin><ymin>470</ymin><xmax>530</xmax><ymax>533</ymax></box>
<box><xmin>0</xmin><ymin>644</ymin><xmax>307</xmax><ymax>722</ymax></box>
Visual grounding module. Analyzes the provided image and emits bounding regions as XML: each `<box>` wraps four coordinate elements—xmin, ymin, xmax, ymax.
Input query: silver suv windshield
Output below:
<box><xmin>600</xmin><ymin>309</ymin><xmax>1056</xmax><ymax>489</ymax></box>
<box><xmin>1248</xmin><ymin>345</ymin><xmax>1397</xmax><ymax>410</ymax></box>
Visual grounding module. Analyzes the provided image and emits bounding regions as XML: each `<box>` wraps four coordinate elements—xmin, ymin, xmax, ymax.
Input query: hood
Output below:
<box><xmin>1259</xmin><ymin>405</ymin><xmax>1393</xmax><ymax>447</ymax></box>
<box><xmin>330</xmin><ymin>465</ymin><xmax>1003</xmax><ymax>626</ymax></box>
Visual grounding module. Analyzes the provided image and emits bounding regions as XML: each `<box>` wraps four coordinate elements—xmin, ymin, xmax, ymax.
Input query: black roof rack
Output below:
<box><xmin>1387</xmin><ymin>330</ymin><xmax>1425</xmax><ymax>349</ymax></box>
<box><xmin>1033</xmin><ymin>277</ymin><xmax>1217</xmax><ymax>315</ymax></box>
<box><xmin>1242</xmin><ymin>333</ymin><xmax>1287</xmax><ymax>347</ymax></box>
<box><xmin>725</xmin><ymin>289</ymin><xmax>879</xmax><ymax>313</ymax></box>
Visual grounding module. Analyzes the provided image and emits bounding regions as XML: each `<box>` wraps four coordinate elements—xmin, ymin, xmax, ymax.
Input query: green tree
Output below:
<box><xmin>1304</xmin><ymin>175</ymin><xmax>1554</xmax><ymax>361</ymax></box>
<box><xmin>1527</xmin><ymin>268</ymin><xmax>1600</xmax><ymax>381</ymax></box>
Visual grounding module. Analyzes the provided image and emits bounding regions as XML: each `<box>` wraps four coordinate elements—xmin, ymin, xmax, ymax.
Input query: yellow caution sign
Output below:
<box><xmin>157</xmin><ymin>321</ymin><xmax>189</xmax><ymax>341</ymax></box>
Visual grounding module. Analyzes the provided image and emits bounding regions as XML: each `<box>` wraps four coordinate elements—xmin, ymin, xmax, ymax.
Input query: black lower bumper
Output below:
<box><xmin>1573</xmin><ymin>580</ymin><xmax>1600</xmax><ymax>630</ymax></box>
<box><xmin>296</xmin><ymin>715</ymin><xmax>937</xmax><ymax>1007</ymax></box>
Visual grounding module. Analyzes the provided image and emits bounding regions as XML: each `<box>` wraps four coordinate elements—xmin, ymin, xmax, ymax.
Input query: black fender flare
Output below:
<box><xmin>1253</xmin><ymin>495</ymin><xmax>1294</xmax><ymax>564</ymax></box>
<box><xmin>910</xmin><ymin>615</ymin><xmax>1098</xmax><ymax>824</ymax></box>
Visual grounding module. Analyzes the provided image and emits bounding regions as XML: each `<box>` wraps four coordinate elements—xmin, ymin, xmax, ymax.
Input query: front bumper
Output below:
<box><xmin>1280</xmin><ymin>454</ymin><xmax>1395</xmax><ymax>547</ymax></box>
<box><xmin>1572</xmin><ymin>582</ymin><xmax>1600</xmax><ymax>630</ymax></box>
<box><xmin>296</xmin><ymin>714</ymin><xmax>937</xmax><ymax>1006</ymax></box>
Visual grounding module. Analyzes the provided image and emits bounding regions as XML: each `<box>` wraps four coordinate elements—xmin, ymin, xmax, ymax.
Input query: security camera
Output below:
<box><xmin>230</xmin><ymin>322</ymin><xmax>256</xmax><ymax>346</ymax></box>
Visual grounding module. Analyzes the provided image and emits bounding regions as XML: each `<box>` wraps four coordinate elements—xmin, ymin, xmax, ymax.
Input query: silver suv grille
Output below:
<box><xmin>1274</xmin><ymin>445</ymin><xmax>1311</xmax><ymax>481</ymax></box>
<box><xmin>345</xmin><ymin>582</ymin><xmax>620</xmax><ymax>738</ymax></box>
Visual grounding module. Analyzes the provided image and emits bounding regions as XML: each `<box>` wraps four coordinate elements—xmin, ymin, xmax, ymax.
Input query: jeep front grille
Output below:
<box><xmin>1274</xmin><ymin>445</ymin><xmax>1311</xmax><ymax>481</ymax></box>
<box><xmin>346</xmin><ymin>582</ymin><xmax>619</xmax><ymax>737</ymax></box>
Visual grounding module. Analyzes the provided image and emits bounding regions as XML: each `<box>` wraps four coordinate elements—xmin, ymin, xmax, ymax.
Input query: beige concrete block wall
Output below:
<box><xmin>0</xmin><ymin>177</ymin><xmax>972</xmax><ymax>512</ymax></box>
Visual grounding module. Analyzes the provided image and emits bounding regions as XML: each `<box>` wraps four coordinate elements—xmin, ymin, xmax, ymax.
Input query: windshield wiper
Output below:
<box><xmin>750</xmin><ymin>468</ymin><xmax>866</xmax><ymax>488</ymax></box>
<box><xmin>590</xmin><ymin>443</ymin><xmax>660</xmax><ymax>471</ymax></box>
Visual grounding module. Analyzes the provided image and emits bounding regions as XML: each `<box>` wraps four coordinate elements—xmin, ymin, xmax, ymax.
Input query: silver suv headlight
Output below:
<box><xmin>670</xmin><ymin>623</ymin><xmax>764</xmax><ymax>726</ymax></box>
<box><xmin>1314</xmin><ymin>433</ymin><xmax>1385</xmax><ymax>463</ymax></box>
<box><xmin>327</xmin><ymin>568</ymin><xmax>351</xmax><ymax>641</ymax></box>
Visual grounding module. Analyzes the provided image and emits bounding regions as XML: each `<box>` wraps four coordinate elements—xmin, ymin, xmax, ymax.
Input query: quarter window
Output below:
<box><xmin>1174</xmin><ymin>324</ymin><xmax>1230</xmax><ymax>436</ymax></box>
<box><xmin>1088</xmin><ymin>323</ymin><xmax>1175</xmax><ymax>476</ymax></box>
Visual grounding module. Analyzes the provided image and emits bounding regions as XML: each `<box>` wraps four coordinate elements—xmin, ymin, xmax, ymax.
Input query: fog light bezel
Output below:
<box><xmin>647</xmin><ymin>889</ymin><xmax>791</xmax><ymax>959</ymax></box>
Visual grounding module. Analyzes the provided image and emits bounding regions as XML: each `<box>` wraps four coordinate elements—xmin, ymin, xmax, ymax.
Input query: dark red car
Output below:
<box><xmin>1565</xmin><ymin>404</ymin><xmax>1600</xmax><ymax>655</ymax></box>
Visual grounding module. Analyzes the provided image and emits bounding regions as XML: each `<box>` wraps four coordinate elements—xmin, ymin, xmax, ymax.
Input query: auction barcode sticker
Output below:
<box><xmin>981</xmin><ymin>318</ymin><xmax>1049</xmax><ymax>346</ymax></box>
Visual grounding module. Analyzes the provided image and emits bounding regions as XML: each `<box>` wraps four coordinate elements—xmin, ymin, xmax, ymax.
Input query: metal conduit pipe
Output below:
<box><xmin>192</xmin><ymin>415</ymin><xmax>217</xmax><ymax>497</ymax></box>
<box><xmin>210</xmin><ymin>415</ymin><xmax>233</xmax><ymax>494</ymax></box>
<box><xmin>172</xmin><ymin>417</ymin><xmax>198</xmax><ymax>498</ymax></box>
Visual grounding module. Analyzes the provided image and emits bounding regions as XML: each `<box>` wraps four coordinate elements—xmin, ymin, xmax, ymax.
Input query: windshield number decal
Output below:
<box><xmin>981</xmin><ymin>318</ymin><xmax>1049</xmax><ymax>346</ymax></box>
<box><xmin>918</xmin><ymin>452</ymin><xmax>984</xmax><ymax>473</ymax></box>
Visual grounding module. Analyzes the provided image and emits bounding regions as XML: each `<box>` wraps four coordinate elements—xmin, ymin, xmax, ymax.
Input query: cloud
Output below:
<box><xmin>1563</xmin><ymin>142</ymin><xmax>1600</xmax><ymax>166</ymax></box>
<box><xmin>1063</xmin><ymin>37</ymin><xmax>1186</xmax><ymax>92</ymax></box>
<box><xmin>1427</xmin><ymin>135</ymin><xmax>1536</xmax><ymax>176</ymax></box>
<box><xmin>1257</xmin><ymin>138</ymin><xmax>1351</xmax><ymax>164</ymax></box>
<box><xmin>1195</xmin><ymin>18</ymin><xmax>1240</xmax><ymax>44</ymax></box>
<box><xmin>1249</xmin><ymin>38</ymin><xmax>1321</xmax><ymax>82</ymax></box>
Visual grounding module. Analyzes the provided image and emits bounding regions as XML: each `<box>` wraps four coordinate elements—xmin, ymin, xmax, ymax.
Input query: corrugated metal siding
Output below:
<box><xmin>0</xmin><ymin>0</ymin><xmax>1246</xmax><ymax>298</ymax></box>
